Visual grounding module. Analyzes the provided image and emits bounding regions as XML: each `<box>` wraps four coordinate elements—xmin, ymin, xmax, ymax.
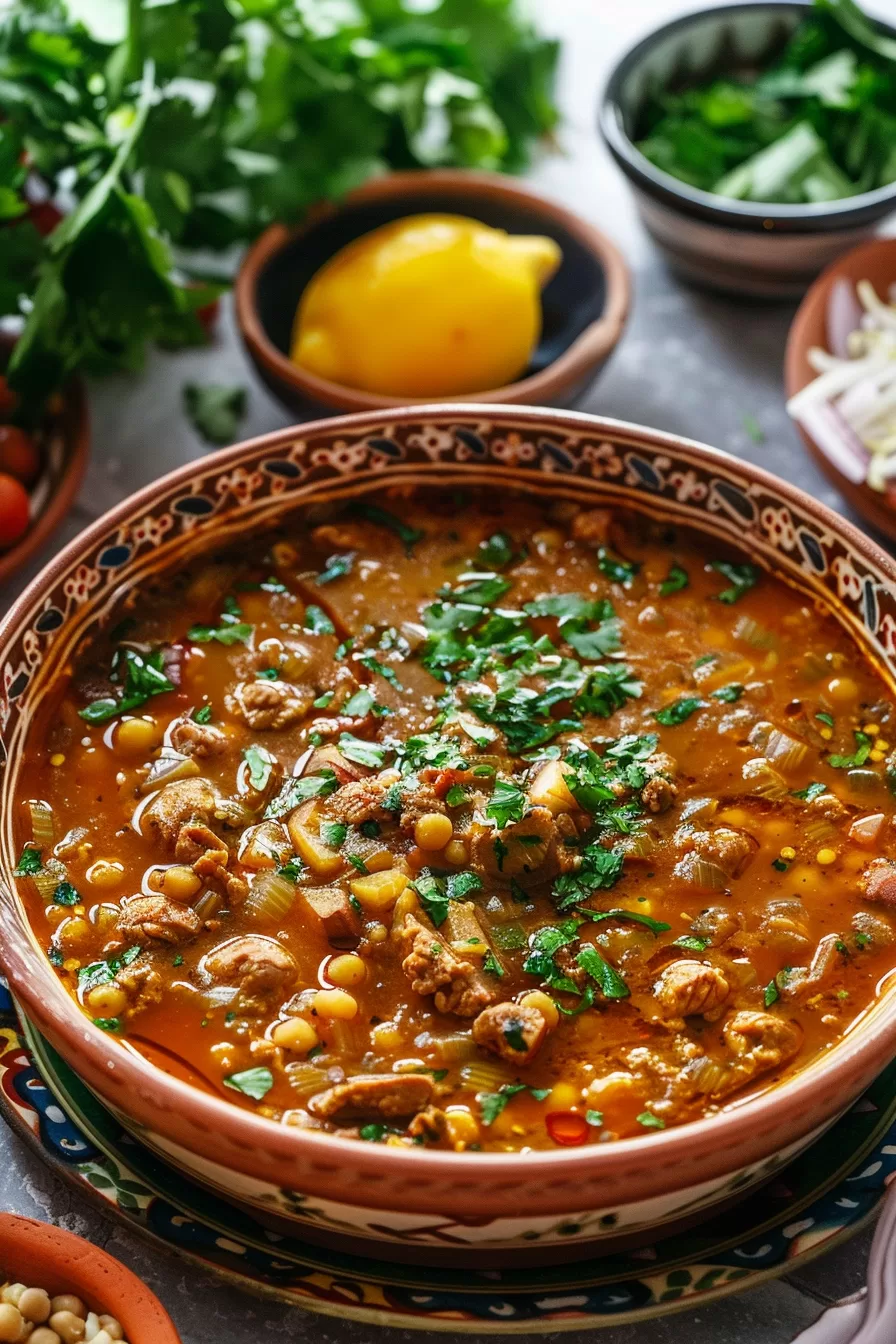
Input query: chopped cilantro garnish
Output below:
<box><xmin>659</xmin><ymin>563</ymin><xmax>689</xmax><ymax>596</ymax></box>
<box><xmin>188</xmin><ymin>621</ymin><xmax>253</xmax><ymax>646</ymax></box>
<box><xmin>93</xmin><ymin>1017</ymin><xmax>121</xmax><ymax>1032</ymax></box>
<box><xmin>243</xmin><ymin>745</ymin><xmax>274</xmax><ymax>791</ymax></box>
<box><xmin>278</xmin><ymin>859</ymin><xmax>304</xmax><ymax>882</ymax></box>
<box><xmin>815</xmin><ymin>712</ymin><xmax>835</xmax><ymax>729</ymax></box>
<box><xmin>80</xmin><ymin>648</ymin><xmax>176</xmax><ymax>723</ymax></box>
<box><xmin>256</xmin><ymin>667</ymin><xmax>280</xmax><ymax>680</ymax></box>
<box><xmin>655</xmin><ymin>697</ymin><xmax>705</xmax><ymax>726</ymax></box>
<box><xmin>304</xmin><ymin>605</ymin><xmax>336</xmax><ymax>636</ymax></box>
<box><xmin>478</xmin><ymin>532</ymin><xmax>515</xmax><ymax>569</ymax></box>
<box><xmin>14</xmin><ymin>845</ymin><xmax>41</xmax><ymax>876</ymax></box>
<box><xmin>445</xmin><ymin>784</ymin><xmax>467</xmax><ymax>807</ymax></box>
<box><xmin>596</xmin><ymin>547</ymin><xmax>639</xmax><ymax>584</ymax></box>
<box><xmin>576</xmin><ymin>944</ymin><xmax>630</xmax><ymax>1000</ymax></box>
<box><xmin>193</xmin><ymin>703</ymin><xmax>213</xmax><ymax>724</ymax></box>
<box><xmin>792</xmin><ymin>782</ymin><xmax>827</xmax><ymax>802</ymax></box>
<box><xmin>343</xmin><ymin>687</ymin><xmax>375</xmax><ymax>718</ymax></box>
<box><xmin>764</xmin><ymin>979</ymin><xmax>780</xmax><ymax>1007</ymax></box>
<box><xmin>502</xmin><ymin>1018</ymin><xmax>528</xmax><ymax>1052</ymax></box>
<box><xmin>585</xmin><ymin>1109</ymin><xmax>604</xmax><ymax>1127</ymax></box>
<box><xmin>711</xmin><ymin>560</ymin><xmax>758</xmax><ymax>604</ymax></box>
<box><xmin>637</xmin><ymin>1112</ymin><xmax>665</xmax><ymax>1130</ymax></box>
<box><xmin>581</xmin><ymin>907</ymin><xmax>671</xmax><ymax>935</ymax></box>
<box><xmin>320</xmin><ymin>821</ymin><xmax>348</xmax><ymax>849</ymax></box>
<box><xmin>674</xmin><ymin>934</ymin><xmax>710</xmax><ymax>952</ymax></box>
<box><xmin>712</xmin><ymin>684</ymin><xmax>744</xmax><ymax>703</ymax></box>
<box><xmin>346</xmin><ymin>854</ymin><xmax>369</xmax><ymax>874</ymax></box>
<box><xmin>317</xmin><ymin>553</ymin><xmax>355</xmax><ymax>585</ymax></box>
<box><xmin>553</xmin><ymin>844</ymin><xmax>625</xmax><ymax>910</ymax></box>
<box><xmin>313</xmin><ymin>690</ymin><xmax>334</xmax><ymax>709</ymax></box>
<box><xmin>483</xmin><ymin>950</ymin><xmax>504</xmax><ymax>977</ymax></box>
<box><xmin>486</xmin><ymin>778</ymin><xmax>527</xmax><ymax>829</ymax></box>
<box><xmin>359</xmin><ymin>654</ymin><xmax>402</xmax><ymax>690</ymax></box>
<box><xmin>264</xmin><ymin>769</ymin><xmax>337</xmax><ymax>819</ymax></box>
<box><xmin>53</xmin><ymin>882</ymin><xmax>80</xmax><ymax>906</ymax></box>
<box><xmin>223</xmin><ymin>1067</ymin><xmax>274</xmax><ymax>1100</ymax></box>
<box><xmin>828</xmin><ymin>731</ymin><xmax>873</xmax><ymax>769</ymax></box>
<box><xmin>351</xmin><ymin>502</ymin><xmax>424</xmax><ymax>553</ymax></box>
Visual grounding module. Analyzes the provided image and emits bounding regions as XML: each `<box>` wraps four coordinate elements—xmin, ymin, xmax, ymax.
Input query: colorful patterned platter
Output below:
<box><xmin>0</xmin><ymin>985</ymin><xmax>891</xmax><ymax>1333</ymax></box>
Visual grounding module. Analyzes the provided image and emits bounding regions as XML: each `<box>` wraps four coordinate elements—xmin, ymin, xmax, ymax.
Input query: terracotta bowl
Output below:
<box><xmin>600</xmin><ymin>2</ymin><xmax>896</xmax><ymax>299</ymax></box>
<box><xmin>234</xmin><ymin>169</ymin><xmax>630</xmax><ymax>416</ymax></box>
<box><xmin>0</xmin><ymin>343</ymin><xmax>89</xmax><ymax>588</ymax></box>
<box><xmin>3</xmin><ymin>406</ymin><xmax>896</xmax><ymax>1268</ymax></box>
<box><xmin>785</xmin><ymin>235</ymin><xmax>896</xmax><ymax>542</ymax></box>
<box><xmin>0</xmin><ymin>1212</ymin><xmax>180</xmax><ymax>1341</ymax></box>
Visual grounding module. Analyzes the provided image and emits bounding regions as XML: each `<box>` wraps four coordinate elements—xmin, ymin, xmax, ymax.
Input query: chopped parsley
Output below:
<box><xmin>792</xmin><ymin>782</ymin><xmax>827</xmax><ymax>802</ymax></box>
<box><xmin>596</xmin><ymin>547</ymin><xmax>639</xmax><ymax>584</ymax></box>
<box><xmin>77</xmin><ymin>945</ymin><xmax>141</xmax><ymax>995</ymax></box>
<box><xmin>712</xmin><ymin>683</ymin><xmax>744</xmax><ymax>703</ymax></box>
<box><xmin>313</xmin><ymin>690</ymin><xmax>334</xmax><ymax>709</ymax></box>
<box><xmin>502</xmin><ymin>1017</ymin><xmax>529</xmax><ymax>1052</ymax></box>
<box><xmin>445</xmin><ymin>784</ymin><xmax>467</xmax><ymax>807</ymax></box>
<box><xmin>764</xmin><ymin>979</ymin><xmax>780</xmax><ymax>1007</ymax></box>
<box><xmin>317</xmin><ymin>553</ymin><xmax>355</xmax><ymax>585</ymax></box>
<box><xmin>223</xmin><ymin>1067</ymin><xmax>274</xmax><ymax>1100</ymax></box>
<box><xmin>338</xmin><ymin>733</ymin><xmax>387</xmax><ymax>770</ymax></box>
<box><xmin>278</xmin><ymin>859</ymin><xmax>304</xmax><ymax>882</ymax></box>
<box><xmin>674</xmin><ymin>934</ymin><xmax>710</xmax><ymax>952</ymax></box>
<box><xmin>636</xmin><ymin>1112</ymin><xmax>665</xmax><ymax>1130</ymax></box>
<box><xmin>815</xmin><ymin>712</ymin><xmax>835</xmax><ymax>729</ymax></box>
<box><xmin>477</xmin><ymin>1083</ymin><xmax>548</xmax><ymax>1126</ymax></box>
<box><xmin>264</xmin><ymin>769</ymin><xmax>337</xmax><ymax>819</ymax></box>
<box><xmin>576</xmin><ymin>944</ymin><xmax>630</xmax><ymax>1000</ymax></box>
<box><xmin>80</xmin><ymin>648</ymin><xmax>176</xmax><ymax>723</ymax></box>
<box><xmin>188</xmin><ymin>620</ymin><xmax>253</xmax><ymax>646</ymax></box>
<box><xmin>710</xmin><ymin>560</ymin><xmax>759</xmax><ymax>604</ymax></box>
<box><xmin>483</xmin><ymin>950</ymin><xmax>504</xmax><ymax>976</ymax></box>
<box><xmin>14</xmin><ymin>845</ymin><xmax>42</xmax><ymax>876</ymax></box>
<box><xmin>655</xmin><ymin>696</ymin><xmax>705</xmax><ymax>726</ymax></box>
<box><xmin>828</xmin><ymin>731</ymin><xmax>873</xmax><ymax>769</ymax></box>
<box><xmin>359</xmin><ymin>654</ymin><xmax>402</xmax><ymax>690</ymax></box>
<box><xmin>304</xmin><ymin>605</ymin><xmax>336</xmax><ymax>635</ymax></box>
<box><xmin>478</xmin><ymin>532</ymin><xmax>515</xmax><ymax>569</ymax></box>
<box><xmin>243</xmin><ymin>745</ymin><xmax>274</xmax><ymax>791</ymax></box>
<box><xmin>659</xmin><ymin>563</ymin><xmax>689</xmax><ymax>596</ymax></box>
<box><xmin>93</xmin><ymin>1017</ymin><xmax>121</xmax><ymax>1032</ymax></box>
<box><xmin>193</xmin><ymin>703</ymin><xmax>213</xmax><ymax>724</ymax></box>
<box><xmin>351</xmin><ymin>502</ymin><xmax>424</xmax><ymax>553</ymax></box>
<box><xmin>553</xmin><ymin>844</ymin><xmax>625</xmax><ymax>911</ymax></box>
<box><xmin>486</xmin><ymin>778</ymin><xmax>527</xmax><ymax>829</ymax></box>
<box><xmin>52</xmin><ymin>882</ymin><xmax>80</xmax><ymax>906</ymax></box>
<box><xmin>319</xmin><ymin>821</ymin><xmax>348</xmax><ymax>849</ymax></box>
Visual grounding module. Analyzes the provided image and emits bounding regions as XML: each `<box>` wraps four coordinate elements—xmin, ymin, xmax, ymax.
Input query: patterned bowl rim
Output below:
<box><xmin>3</xmin><ymin>402</ymin><xmax>896</xmax><ymax>1211</ymax></box>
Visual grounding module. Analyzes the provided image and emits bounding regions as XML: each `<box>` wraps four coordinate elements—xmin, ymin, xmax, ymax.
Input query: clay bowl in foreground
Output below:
<box><xmin>1</xmin><ymin>406</ymin><xmax>896</xmax><ymax>1267</ymax></box>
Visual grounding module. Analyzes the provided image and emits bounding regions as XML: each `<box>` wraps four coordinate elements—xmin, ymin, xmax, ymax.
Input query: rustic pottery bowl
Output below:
<box><xmin>785</xmin><ymin>236</ymin><xmax>896</xmax><ymax>543</ymax></box>
<box><xmin>0</xmin><ymin>1212</ymin><xmax>181</xmax><ymax>1342</ymax></box>
<box><xmin>600</xmin><ymin>2</ymin><xmax>896</xmax><ymax>299</ymax></box>
<box><xmin>235</xmin><ymin>169</ymin><xmax>630</xmax><ymax>417</ymax></box>
<box><xmin>0</xmin><ymin>342</ymin><xmax>89</xmax><ymax>588</ymax></box>
<box><xmin>3</xmin><ymin>406</ymin><xmax>896</xmax><ymax>1268</ymax></box>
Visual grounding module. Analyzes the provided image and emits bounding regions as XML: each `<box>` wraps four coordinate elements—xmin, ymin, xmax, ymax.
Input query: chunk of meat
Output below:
<box><xmin>308</xmin><ymin>1072</ymin><xmax>434</xmax><ymax>1121</ymax></box>
<box><xmin>227</xmin><ymin>679</ymin><xmax>314</xmax><ymax>730</ymax></box>
<box><xmin>685</xmin><ymin>826</ymin><xmax>757</xmax><ymax>878</ymax></box>
<box><xmin>853</xmin><ymin>910</ymin><xmax>895</xmax><ymax>947</ymax></box>
<box><xmin>654</xmin><ymin>960</ymin><xmax>729</xmax><ymax>1021</ymax></box>
<box><xmin>690</xmin><ymin>905</ymin><xmax>743</xmax><ymax>947</ymax></box>
<box><xmin>777</xmin><ymin>933</ymin><xmax>845</xmax><ymax>999</ymax></box>
<box><xmin>301</xmin><ymin>886</ymin><xmax>362</xmax><ymax>944</ymax></box>
<box><xmin>469</xmin><ymin>807</ymin><xmax>556</xmax><ymax>880</ymax></box>
<box><xmin>115</xmin><ymin>960</ymin><xmax>164</xmax><ymax>1015</ymax></box>
<box><xmin>141</xmin><ymin>778</ymin><xmax>217</xmax><ymax>848</ymax></box>
<box><xmin>860</xmin><ymin>858</ymin><xmax>896</xmax><ymax>908</ymax></box>
<box><xmin>117</xmin><ymin>895</ymin><xmax>201</xmax><ymax>944</ymax></box>
<box><xmin>175</xmin><ymin>822</ymin><xmax>248</xmax><ymax>905</ymax></box>
<box><xmin>472</xmin><ymin>1002</ymin><xmax>548</xmax><ymax>1065</ymax></box>
<box><xmin>570</xmin><ymin>507</ymin><xmax>612</xmax><ymax>544</ymax></box>
<box><xmin>325</xmin><ymin>777</ymin><xmax>392</xmax><ymax>826</ymax></box>
<box><xmin>408</xmin><ymin>1105</ymin><xmax>448</xmax><ymax>1140</ymax></box>
<box><xmin>401</xmin><ymin>915</ymin><xmax>494</xmax><ymax>1016</ymax></box>
<box><xmin>758</xmin><ymin>898</ymin><xmax>811</xmax><ymax>958</ymax></box>
<box><xmin>399</xmin><ymin>783</ymin><xmax>447</xmax><ymax>832</ymax></box>
<box><xmin>169</xmin><ymin>717</ymin><xmax>227</xmax><ymax>758</ymax></box>
<box><xmin>204</xmin><ymin>935</ymin><xmax>297</xmax><ymax>1012</ymax></box>
<box><xmin>640</xmin><ymin>752</ymin><xmax>678</xmax><ymax>814</ymax></box>
<box><xmin>723</xmin><ymin>1010</ymin><xmax>802</xmax><ymax>1078</ymax></box>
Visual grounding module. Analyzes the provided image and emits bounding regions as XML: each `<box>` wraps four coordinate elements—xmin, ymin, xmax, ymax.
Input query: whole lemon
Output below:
<box><xmin>290</xmin><ymin>213</ymin><xmax>562</xmax><ymax>398</ymax></box>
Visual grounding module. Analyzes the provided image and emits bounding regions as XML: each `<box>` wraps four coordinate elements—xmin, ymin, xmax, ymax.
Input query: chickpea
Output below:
<box><xmin>31</xmin><ymin>1330</ymin><xmax>62</xmax><ymax>1344</ymax></box>
<box><xmin>443</xmin><ymin>839</ymin><xmax>468</xmax><ymax>866</ymax></box>
<box><xmin>444</xmin><ymin>1107</ymin><xmax>480</xmax><ymax>1150</ymax></box>
<box><xmin>271</xmin><ymin>1018</ymin><xmax>319</xmax><ymax>1054</ymax></box>
<box><xmin>827</xmin><ymin>676</ymin><xmax>858</xmax><ymax>703</ymax></box>
<box><xmin>49</xmin><ymin>1300</ymin><xmax>84</xmax><ymax>1320</ymax></box>
<box><xmin>312</xmin><ymin>988</ymin><xmax>358</xmax><ymax>1021</ymax></box>
<box><xmin>17</xmin><ymin>1289</ymin><xmax>50</xmax><ymax>1325</ymax></box>
<box><xmin>91</xmin><ymin>1333</ymin><xmax>115</xmax><ymax>1344</ymax></box>
<box><xmin>413</xmin><ymin>813</ymin><xmax>453</xmax><ymax>851</ymax></box>
<box><xmin>1</xmin><ymin>1286</ymin><xmax>24</xmax><ymax>1307</ymax></box>
<box><xmin>86</xmin><ymin>860</ymin><xmax>124</xmax><ymax>890</ymax></box>
<box><xmin>160</xmin><ymin>865</ymin><xmax>202</xmax><ymax>902</ymax></box>
<box><xmin>0</xmin><ymin>1304</ymin><xmax>22</xmax><ymax>1343</ymax></box>
<box><xmin>519</xmin><ymin>989</ymin><xmax>559</xmax><ymax>1030</ymax></box>
<box><xmin>86</xmin><ymin>983</ymin><xmax>127</xmax><ymax>1017</ymax></box>
<box><xmin>59</xmin><ymin>917</ymin><xmax>91</xmax><ymax>949</ymax></box>
<box><xmin>115</xmin><ymin>717</ymin><xmax>158</xmax><ymax>755</ymax></box>
<box><xmin>48</xmin><ymin>1312</ymin><xmax>85</xmax><ymax>1344</ymax></box>
<box><xmin>367</xmin><ymin>923</ymin><xmax>388</xmax><ymax>945</ymax></box>
<box><xmin>326</xmin><ymin>954</ymin><xmax>366</xmax><ymax>988</ymax></box>
<box><xmin>97</xmin><ymin>1320</ymin><xmax>124</xmax><ymax>1342</ymax></box>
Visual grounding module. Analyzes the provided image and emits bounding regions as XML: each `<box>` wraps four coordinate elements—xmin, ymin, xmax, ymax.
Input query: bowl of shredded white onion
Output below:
<box><xmin>786</xmin><ymin>236</ymin><xmax>896</xmax><ymax>539</ymax></box>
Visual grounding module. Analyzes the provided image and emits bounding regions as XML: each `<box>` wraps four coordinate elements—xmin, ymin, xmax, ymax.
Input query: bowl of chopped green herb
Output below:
<box><xmin>600</xmin><ymin>0</ymin><xmax>896</xmax><ymax>298</ymax></box>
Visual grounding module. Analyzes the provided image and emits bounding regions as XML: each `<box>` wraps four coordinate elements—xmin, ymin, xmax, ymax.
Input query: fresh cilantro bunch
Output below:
<box><xmin>0</xmin><ymin>0</ymin><xmax>559</xmax><ymax>416</ymax></box>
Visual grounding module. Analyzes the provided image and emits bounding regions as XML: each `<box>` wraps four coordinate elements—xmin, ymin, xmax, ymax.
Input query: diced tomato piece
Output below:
<box><xmin>545</xmin><ymin>1111</ymin><xmax>590</xmax><ymax>1146</ymax></box>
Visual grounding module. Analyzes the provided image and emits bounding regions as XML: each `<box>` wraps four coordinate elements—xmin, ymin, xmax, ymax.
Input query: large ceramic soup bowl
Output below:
<box><xmin>3</xmin><ymin>405</ymin><xmax>896</xmax><ymax>1267</ymax></box>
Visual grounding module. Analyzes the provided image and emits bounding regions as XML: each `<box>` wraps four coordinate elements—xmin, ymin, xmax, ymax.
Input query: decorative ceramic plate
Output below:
<box><xmin>0</xmin><ymin>989</ymin><xmax>892</xmax><ymax>1332</ymax></box>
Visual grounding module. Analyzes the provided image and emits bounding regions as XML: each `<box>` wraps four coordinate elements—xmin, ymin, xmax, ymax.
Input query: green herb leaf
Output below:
<box><xmin>486</xmin><ymin>778</ymin><xmax>527</xmax><ymax>829</ymax></box>
<box><xmin>655</xmin><ymin>697</ymin><xmax>705</xmax><ymax>726</ymax></box>
<box><xmin>764</xmin><ymin>979</ymin><xmax>780</xmax><ymax>1007</ymax></box>
<box><xmin>828</xmin><ymin>731</ymin><xmax>873</xmax><ymax>769</ymax></box>
<box><xmin>93</xmin><ymin>1017</ymin><xmax>121</xmax><ymax>1032</ymax></box>
<box><xmin>338</xmin><ymin>733</ymin><xmax>387</xmax><ymax>770</ymax></box>
<box><xmin>636</xmin><ymin>1111</ymin><xmax>665</xmax><ymax>1130</ymax></box>
<box><xmin>659</xmin><ymin>563</ymin><xmax>689</xmax><ymax>596</ymax></box>
<box><xmin>188</xmin><ymin>621</ymin><xmax>253</xmax><ymax>646</ymax></box>
<box><xmin>792</xmin><ymin>782</ymin><xmax>827</xmax><ymax>802</ymax></box>
<box><xmin>320</xmin><ymin>821</ymin><xmax>348</xmax><ymax>849</ymax></box>
<box><xmin>193</xmin><ymin>703</ymin><xmax>213</xmax><ymax>724</ymax></box>
<box><xmin>317</xmin><ymin>553</ymin><xmax>355</xmax><ymax>585</ymax></box>
<box><xmin>597</xmin><ymin>547</ymin><xmax>639</xmax><ymax>584</ymax></box>
<box><xmin>712</xmin><ymin>683</ymin><xmax>744</xmax><ymax>703</ymax></box>
<box><xmin>243</xmin><ymin>745</ymin><xmax>274</xmax><ymax>791</ymax></box>
<box><xmin>576</xmin><ymin>943</ymin><xmax>630</xmax><ymax>999</ymax></box>
<box><xmin>478</xmin><ymin>532</ymin><xmax>515</xmax><ymax>569</ymax></box>
<box><xmin>580</xmin><ymin>907</ymin><xmax>671</xmax><ymax>935</ymax></box>
<box><xmin>482</xmin><ymin>950</ymin><xmax>504</xmax><ymax>976</ymax></box>
<box><xmin>14</xmin><ymin>845</ymin><xmax>41</xmax><ymax>876</ymax></box>
<box><xmin>223</xmin><ymin>1067</ymin><xmax>274</xmax><ymax>1100</ymax></box>
<box><xmin>351</xmin><ymin>502</ymin><xmax>424</xmax><ymax>553</ymax></box>
<box><xmin>304</xmin><ymin>606</ymin><xmax>336</xmax><ymax>636</ymax></box>
<box><xmin>674</xmin><ymin>934</ymin><xmax>710</xmax><ymax>952</ymax></box>
<box><xmin>80</xmin><ymin>648</ymin><xmax>176</xmax><ymax>723</ymax></box>
<box><xmin>478</xmin><ymin>1083</ymin><xmax>528</xmax><ymax>1126</ymax></box>
<box><xmin>553</xmin><ymin>844</ymin><xmax>625</xmax><ymax>910</ymax></box>
<box><xmin>711</xmin><ymin>561</ymin><xmax>759</xmax><ymax>604</ymax></box>
<box><xmin>183</xmin><ymin>382</ymin><xmax>246</xmax><ymax>446</ymax></box>
<box><xmin>264</xmin><ymin>769</ymin><xmax>337</xmax><ymax>819</ymax></box>
<box><xmin>53</xmin><ymin>882</ymin><xmax>80</xmax><ymax>906</ymax></box>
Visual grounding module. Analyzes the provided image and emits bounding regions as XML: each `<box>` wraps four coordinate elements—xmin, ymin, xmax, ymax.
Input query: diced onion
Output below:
<box><xmin>244</xmin><ymin>870</ymin><xmax>296</xmax><ymax>921</ymax></box>
<box><xmin>804</xmin><ymin>818</ymin><xmax>836</xmax><ymax>844</ymax></box>
<box><xmin>287</xmin><ymin>1062</ymin><xmax>328</xmax><ymax>1097</ymax></box>
<box><xmin>680</xmin><ymin>797</ymin><xmax>719</xmax><ymax>823</ymax></box>
<box><xmin>623</xmin><ymin>831</ymin><xmax>656</xmax><ymax>859</ymax></box>
<box><xmin>206</xmin><ymin>986</ymin><xmax>238</xmax><ymax>1007</ymax></box>
<box><xmin>677</xmin><ymin>853</ymin><xmax>728</xmax><ymax>891</ymax></box>
<box><xmin>139</xmin><ymin>750</ymin><xmax>200</xmax><ymax>794</ymax></box>
<box><xmin>461</xmin><ymin>1059</ymin><xmax>516</xmax><ymax>1091</ymax></box>
<box><xmin>27</xmin><ymin>800</ymin><xmax>54</xmax><ymax>847</ymax></box>
<box><xmin>742</xmin><ymin>757</ymin><xmax>788</xmax><ymax>800</ymax></box>
<box><xmin>734</xmin><ymin>616</ymin><xmax>779</xmax><ymax>650</ymax></box>
<box><xmin>194</xmin><ymin>890</ymin><xmax>223</xmax><ymax>921</ymax></box>
<box><xmin>846</xmin><ymin>768</ymin><xmax>886</xmax><ymax>798</ymax></box>
<box><xmin>418</xmin><ymin>1032</ymin><xmax>476</xmax><ymax>1064</ymax></box>
<box><xmin>686</xmin><ymin>1055</ymin><xmax>730</xmax><ymax>1095</ymax></box>
<box><xmin>763</xmin><ymin>729</ymin><xmax>809</xmax><ymax>774</ymax></box>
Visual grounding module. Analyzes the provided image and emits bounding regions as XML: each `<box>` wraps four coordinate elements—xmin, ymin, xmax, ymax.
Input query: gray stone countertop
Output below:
<box><xmin>0</xmin><ymin>1</ymin><xmax>893</xmax><ymax>1339</ymax></box>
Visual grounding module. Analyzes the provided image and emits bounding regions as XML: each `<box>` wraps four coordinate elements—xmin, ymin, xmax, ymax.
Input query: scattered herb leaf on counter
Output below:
<box><xmin>183</xmin><ymin>383</ymin><xmax>247</xmax><ymax>447</ymax></box>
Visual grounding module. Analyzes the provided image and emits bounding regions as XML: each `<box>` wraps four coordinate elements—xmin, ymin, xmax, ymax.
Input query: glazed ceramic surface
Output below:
<box><xmin>4</xmin><ymin>407</ymin><xmax>896</xmax><ymax>1261</ymax></box>
<box><xmin>1</xmin><ymin>987</ymin><xmax>894</xmax><ymax>1333</ymax></box>
<box><xmin>600</xmin><ymin>3</ymin><xmax>896</xmax><ymax>298</ymax></box>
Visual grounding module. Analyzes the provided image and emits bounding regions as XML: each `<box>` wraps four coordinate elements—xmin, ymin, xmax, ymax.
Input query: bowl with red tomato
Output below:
<box><xmin>0</xmin><ymin>341</ymin><xmax>88</xmax><ymax>587</ymax></box>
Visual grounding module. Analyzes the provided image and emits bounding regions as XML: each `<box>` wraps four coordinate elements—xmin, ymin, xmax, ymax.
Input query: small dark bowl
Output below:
<box><xmin>235</xmin><ymin>169</ymin><xmax>630</xmax><ymax>417</ymax></box>
<box><xmin>600</xmin><ymin>1</ymin><xmax>896</xmax><ymax>299</ymax></box>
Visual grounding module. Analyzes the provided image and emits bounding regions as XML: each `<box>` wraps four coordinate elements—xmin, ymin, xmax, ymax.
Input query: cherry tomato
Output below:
<box><xmin>0</xmin><ymin>376</ymin><xmax>17</xmax><ymax>418</ymax></box>
<box><xmin>0</xmin><ymin>472</ymin><xmax>30</xmax><ymax>549</ymax></box>
<box><xmin>0</xmin><ymin>425</ymin><xmax>40</xmax><ymax>484</ymax></box>
<box><xmin>196</xmin><ymin>297</ymin><xmax>220</xmax><ymax>337</ymax></box>
<box><xmin>27</xmin><ymin>200</ymin><xmax>63</xmax><ymax>237</ymax></box>
<box><xmin>545</xmin><ymin>1111</ymin><xmax>590</xmax><ymax>1147</ymax></box>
